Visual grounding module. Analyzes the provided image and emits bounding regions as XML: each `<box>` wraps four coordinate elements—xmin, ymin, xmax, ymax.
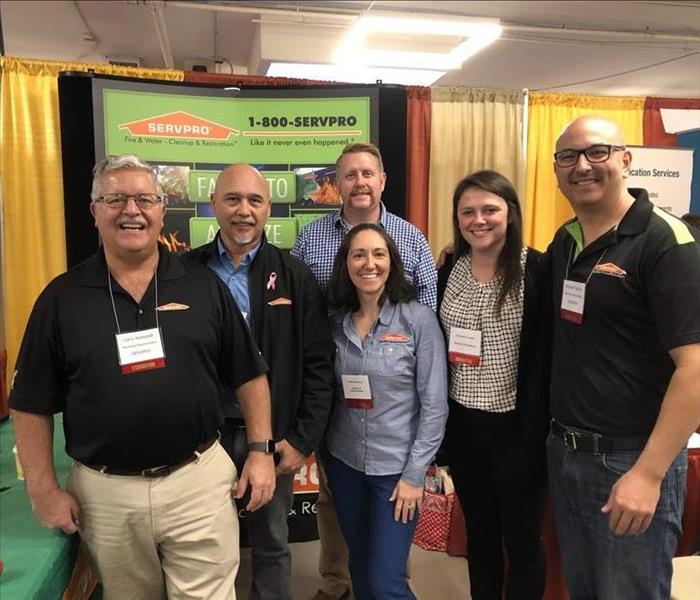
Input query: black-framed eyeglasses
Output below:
<box><xmin>553</xmin><ymin>144</ymin><xmax>626</xmax><ymax>168</ymax></box>
<box><xmin>94</xmin><ymin>193</ymin><xmax>163</xmax><ymax>209</ymax></box>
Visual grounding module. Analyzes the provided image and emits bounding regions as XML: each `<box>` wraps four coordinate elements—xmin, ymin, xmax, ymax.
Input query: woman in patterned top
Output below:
<box><xmin>438</xmin><ymin>170</ymin><xmax>551</xmax><ymax>600</ymax></box>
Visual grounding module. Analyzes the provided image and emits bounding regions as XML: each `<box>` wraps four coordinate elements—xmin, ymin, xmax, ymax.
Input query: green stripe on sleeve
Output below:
<box><xmin>652</xmin><ymin>207</ymin><xmax>695</xmax><ymax>245</ymax></box>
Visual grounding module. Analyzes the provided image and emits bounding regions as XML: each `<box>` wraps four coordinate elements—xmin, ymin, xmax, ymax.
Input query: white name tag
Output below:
<box><xmin>115</xmin><ymin>327</ymin><xmax>166</xmax><ymax>375</ymax></box>
<box><xmin>448</xmin><ymin>327</ymin><xmax>482</xmax><ymax>366</ymax></box>
<box><xmin>341</xmin><ymin>374</ymin><xmax>373</xmax><ymax>409</ymax></box>
<box><xmin>560</xmin><ymin>279</ymin><xmax>586</xmax><ymax>324</ymax></box>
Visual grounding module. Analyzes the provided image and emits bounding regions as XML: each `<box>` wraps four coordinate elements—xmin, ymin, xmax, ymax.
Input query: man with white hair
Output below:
<box><xmin>10</xmin><ymin>154</ymin><xmax>276</xmax><ymax>599</ymax></box>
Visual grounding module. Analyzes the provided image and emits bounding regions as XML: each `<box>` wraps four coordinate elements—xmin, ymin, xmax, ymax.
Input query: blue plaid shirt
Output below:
<box><xmin>291</xmin><ymin>203</ymin><xmax>437</xmax><ymax>310</ymax></box>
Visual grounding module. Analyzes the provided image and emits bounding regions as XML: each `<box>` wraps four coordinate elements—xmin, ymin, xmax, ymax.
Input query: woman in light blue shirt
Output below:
<box><xmin>324</xmin><ymin>223</ymin><xmax>448</xmax><ymax>600</ymax></box>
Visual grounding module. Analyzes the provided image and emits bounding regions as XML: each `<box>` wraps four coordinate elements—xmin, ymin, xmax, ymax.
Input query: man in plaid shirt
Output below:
<box><xmin>292</xmin><ymin>142</ymin><xmax>437</xmax><ymax>600</ymax></box>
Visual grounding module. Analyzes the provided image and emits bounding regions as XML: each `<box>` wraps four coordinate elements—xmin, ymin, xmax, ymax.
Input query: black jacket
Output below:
<box><xmin>186</xmin><ymin>234</ymin><xmax>334</xmax><ymax>456</ymax></box>
<box><xmin>437</xmin><ymin>248</ymin><xmax>552</xmax><ymax>478</ymax></box>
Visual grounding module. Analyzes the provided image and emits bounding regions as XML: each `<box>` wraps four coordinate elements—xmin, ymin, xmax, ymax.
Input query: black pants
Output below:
<box><xmin>446</xmin><ymin>400</ymin><xmax>546</xmax><ymax>600</ymax></box>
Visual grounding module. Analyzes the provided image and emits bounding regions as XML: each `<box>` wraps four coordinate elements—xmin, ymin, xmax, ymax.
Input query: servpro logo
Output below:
<box><xmin>118</xmin><ymin>112</ymin><xmax>240</xmax><ymax>140</ymax></box>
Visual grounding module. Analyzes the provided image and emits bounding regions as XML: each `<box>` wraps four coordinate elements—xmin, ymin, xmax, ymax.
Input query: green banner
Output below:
<box><xmin>189</xmin><ymin>217</ymin><xmax>298</xmax><ymax>250</ymax></box>
<box><xmin>189</xmin><ymin>218</ymin><xmax>220</xmax><ymax>248</ymax></box>
<box><xmin>189</xmin><ymin>170</ymin><xmax>218</xmax><ymax>203</ymax></box>
<box><xmin>295</xmin><ymin>213</ymin><xmax>327</xmax><ymax>232</ymax></box>
<box><xmin>187</xmin><ymin>170</ymin><xmax>296</xmax><ymax>204</ymax></box>
<box><xmin>104</xmin><ymin>90</ymin><xmax>370</xmax><ymax>164</ymax></box>
<box><xmin>264</xmin><ymin>171</ymin><xmax>296</xmax><ymax>204</ymax></box>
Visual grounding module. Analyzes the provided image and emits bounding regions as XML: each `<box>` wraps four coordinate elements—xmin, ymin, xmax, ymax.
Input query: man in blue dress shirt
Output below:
<box><xmin>187</xmin><ymin>164</ymin><xmax>334</xmax><ymax>600</ymax></box>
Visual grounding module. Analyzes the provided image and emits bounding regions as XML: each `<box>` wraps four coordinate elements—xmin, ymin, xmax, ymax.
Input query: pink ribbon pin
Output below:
<box><xmin>266</xmin><ymin>272</ymin><xmax>277</xmax><ymax>290</ymax></box>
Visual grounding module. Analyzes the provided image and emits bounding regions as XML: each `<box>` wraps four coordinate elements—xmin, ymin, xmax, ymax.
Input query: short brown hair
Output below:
<box><xmin>335</xmin><ymin>142</ymin><xmax>384</xmax><ymax>173</ymax></box>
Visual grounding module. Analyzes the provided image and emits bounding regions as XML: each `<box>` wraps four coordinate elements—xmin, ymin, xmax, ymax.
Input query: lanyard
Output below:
<box><xmin>564</xmin><ymin>240</ymin><xmax>608</xmax><ymax>287</ymax></box>
<box><xmin>107</xmin><ymin>266</ymin><xmax>160</xmax><ymax>334</ymax></box>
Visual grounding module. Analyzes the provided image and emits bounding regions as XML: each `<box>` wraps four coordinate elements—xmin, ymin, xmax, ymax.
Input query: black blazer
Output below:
<box><xmin>186</xmin><ymin>234</ymin><xmax>335</xmax><ymax>456</ymax></box>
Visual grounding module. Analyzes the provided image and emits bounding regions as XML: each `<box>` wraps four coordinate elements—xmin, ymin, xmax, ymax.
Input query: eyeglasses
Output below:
<box><xmin>553</xmin><ymin>144</ymin><xmax>626</xmax><ymax>168</ymax></box>
<box><xmin>94</xmin><ymin>193</ymin><xmax>163</xmax><ymax>209</ymax></box>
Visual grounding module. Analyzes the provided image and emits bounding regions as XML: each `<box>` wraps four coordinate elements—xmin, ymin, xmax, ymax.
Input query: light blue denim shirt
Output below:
<box><xmin>207</xmin><ymin>235</ymin><xmax>261</xmax><ymax>327</ymax></box>
<box><xmin>207</xmin><ymin>235</ymin><xmax>261</xmax><ymax>418</ymax></box>
<box><xmin>326</xmin><ymin>300</ymin><xmax>448</xmax><ymax>486</ymax></box>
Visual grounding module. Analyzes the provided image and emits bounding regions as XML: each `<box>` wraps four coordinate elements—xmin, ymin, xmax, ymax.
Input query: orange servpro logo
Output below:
<box><xmin>118</xmin><ymin>112</ymin><xmax>240</xmax><ymax>140</ymax></box>
<box><xmin>593</xmin><ymin>262</ymin><xmax>627</xmax><ymax>278</ymax></box>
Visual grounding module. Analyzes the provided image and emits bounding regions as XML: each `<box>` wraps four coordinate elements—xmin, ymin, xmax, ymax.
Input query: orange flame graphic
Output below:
<box><xmin>159</xmin><ymin>231</ymin><xmax>190</xmax><ymax>254</ymax></box>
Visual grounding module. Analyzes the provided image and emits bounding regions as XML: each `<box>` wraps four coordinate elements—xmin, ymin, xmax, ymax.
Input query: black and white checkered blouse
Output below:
<box><xmin>439</xmin><ymin>247</ymin><xmax>527</xmax><ymax>413</ymax></box>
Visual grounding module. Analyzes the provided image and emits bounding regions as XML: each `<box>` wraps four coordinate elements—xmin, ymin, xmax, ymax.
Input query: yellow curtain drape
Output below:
<box><xmin>428</xmin><ymin>87</ymin><xmax>525</xmax><ymax>256</ymax></box>
<box><xmin>524</xmin><ymin>92</ymin><xmax>644</xmax><ymax>250</ymax></box>
<box><xmin>0</xmin><ymin>56</ymin><xmax>183</xmax><ymax>393</ymax></box>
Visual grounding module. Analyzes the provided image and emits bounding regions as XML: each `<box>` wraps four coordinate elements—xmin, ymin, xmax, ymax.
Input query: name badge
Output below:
<box><xmin>448</xmin><ymin>327</ymin><xmax>482</xmax><ymax>366</ymax></box>
<box><xmin>115</xmin><ymin>327</ymin><xmax>166</xmax><ymax>375</ymax></box>
<box><xmin>341</xmin><ymin>374</ymin><xmax>373</xmax><ymax>409</ymax></box>
<box><xmin>560</xmin><ymin>279</ymin><xmax>586</xmax><ymax>324</ymax></box>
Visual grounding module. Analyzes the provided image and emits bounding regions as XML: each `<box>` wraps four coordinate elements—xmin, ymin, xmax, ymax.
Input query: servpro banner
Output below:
<box><xmin>103</xmin><ymin>89</ymin><xmax>370</xmax><ymax>164</ymax></box>
<box><xmin>93</xmin><ymin>79</ymin><xmax>378</xmax><ymax>253</ymax></box>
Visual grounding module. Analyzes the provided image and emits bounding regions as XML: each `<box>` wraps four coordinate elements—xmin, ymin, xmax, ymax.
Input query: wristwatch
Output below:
<box><xmin>248</xmin><ymin>440</ymin><xmax>275</xmax><ymax>454</ymax></box>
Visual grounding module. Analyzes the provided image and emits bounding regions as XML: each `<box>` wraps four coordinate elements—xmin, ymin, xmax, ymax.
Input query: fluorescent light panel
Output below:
<box><xmin>334</xmin><ymin>14</ymin><xmax>502</xmax><ymax>71</ymax></box>
<box><xmin>266</xmin><ymin>62</ymin><xmax>446</xmax><ymax>86</ymax></box>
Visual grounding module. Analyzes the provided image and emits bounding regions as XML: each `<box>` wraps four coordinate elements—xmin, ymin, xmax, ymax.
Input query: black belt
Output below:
<box><xmin>82</xmin><ymin>437</ymin><xmax>218</xmax><ymax>478</ymax></box>
<box><xmin>551</xmin><ymin>421</ymin><xmax>647</xmax><ymax>452</ymax></box>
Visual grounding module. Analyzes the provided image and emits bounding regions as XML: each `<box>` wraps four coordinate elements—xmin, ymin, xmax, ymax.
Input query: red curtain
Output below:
<box><xmin>406</xmin><ymin>86</ymin><xmax>431</xmax><ymax>235</ymax></box>
<box><xmin>643</xmin><ymin>97</ymin><xmax>700</xmax><ymax>146</ymax></box>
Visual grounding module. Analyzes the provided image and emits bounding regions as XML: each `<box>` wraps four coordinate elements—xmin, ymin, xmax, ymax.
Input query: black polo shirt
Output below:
<box><xmin>10</xmin><ymin>244</ymin><xmax>268</xmax><ymax>470</ymax></box>
<box><xmin>550</xmin><ymin>189</ymin><xmax>700</xmax><ymax>436</ymax></box>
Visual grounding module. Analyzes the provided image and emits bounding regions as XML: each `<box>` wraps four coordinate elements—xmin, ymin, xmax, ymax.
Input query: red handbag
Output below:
<box><xmin>413</xmin><ymin>465</ymin><xmax>455</xmax><ymax>552</ymax></box>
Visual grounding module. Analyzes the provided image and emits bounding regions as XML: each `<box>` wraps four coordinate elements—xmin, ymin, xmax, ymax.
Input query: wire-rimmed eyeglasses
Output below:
<box><xmin>93</xmin><ymin>193</ymin><xmax>164</xmax><ymax>209</ymax></box>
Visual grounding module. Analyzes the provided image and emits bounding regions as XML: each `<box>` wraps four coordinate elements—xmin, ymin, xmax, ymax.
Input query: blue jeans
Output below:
<box><xmin>325</xmin><ymin>453</ymin><xmax>418</xmax><ymax>600</ymax></box>
<box><xmin>546</xmin><ymin>431</ymin><xmax>687</xmax><ymax>600</ymax></box>
<box><xmin>222</xmin><ymin>420</ymin><xmax>295</xmax><ymax>600</ymax></box>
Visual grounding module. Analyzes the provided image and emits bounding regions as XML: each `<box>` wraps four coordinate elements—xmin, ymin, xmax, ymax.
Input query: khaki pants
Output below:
<box><xmin>67</xmin><ymin>441</ymin><xmax>239</xmax><ymax>600</ymax></box>
<box><xmin>316</xmin><ymin>457</ymin><xmax>352</xmax><ymax>596</ymax></box>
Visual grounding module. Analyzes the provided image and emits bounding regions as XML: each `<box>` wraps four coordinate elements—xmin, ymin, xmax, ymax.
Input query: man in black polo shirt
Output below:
<box><xmin>547</xmin><ymin>116</ymin><xmax>700</xmax><ymax>599</ymax></box>
<box><xmin>10</xmin><ymin>155</ymin><xmax>276</xmax><ymax>600</ymax></box>
<box><xmin>186</xmin><ymin>163</ymin><xmax>333</xmax><ymax>600</ymax></box>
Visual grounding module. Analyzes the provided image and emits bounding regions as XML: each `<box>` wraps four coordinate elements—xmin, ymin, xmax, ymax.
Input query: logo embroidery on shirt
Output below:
<box><xmin>379</xmin><ymin>332</ymin><xmax>410</xmax><ymax>343</ymax></box>
<box><xmin>268</xmin><ymin>297</ymin><xmax>292</xmax><ymax>306</ymax></box>
<box><xmin>156</xmin><ymin>302</ymin><xmax>190</xmax><ymax>311</ymax></box>
<box><xmin>593</xmin><ymin>263</ymin><xmax>627</xmax><ymax>278</ymax></box>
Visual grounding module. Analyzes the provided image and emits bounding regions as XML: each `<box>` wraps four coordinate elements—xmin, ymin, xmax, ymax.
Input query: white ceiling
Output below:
<box><xmin>2</xmin><ymin>0</ymin><xmax>700</xmax><ymax>96</ymax></box>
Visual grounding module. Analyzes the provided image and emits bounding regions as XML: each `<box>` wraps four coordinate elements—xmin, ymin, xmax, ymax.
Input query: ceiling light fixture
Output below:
<box><xmin>334</xmin><ymin>13</ymin><xmax>502</xmax><ymax>71</ymax></box>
